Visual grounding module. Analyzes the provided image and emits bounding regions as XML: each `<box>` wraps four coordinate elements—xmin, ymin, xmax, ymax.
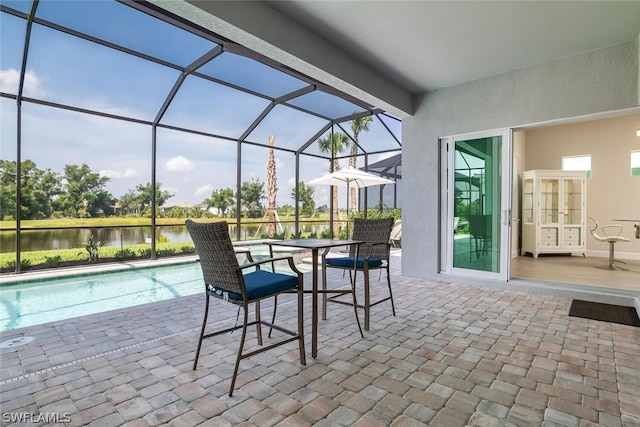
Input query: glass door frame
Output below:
<box><xmin>440</xmin><ymin>128</ymin><xmax>513</xmax><ymax>281</ymax></box>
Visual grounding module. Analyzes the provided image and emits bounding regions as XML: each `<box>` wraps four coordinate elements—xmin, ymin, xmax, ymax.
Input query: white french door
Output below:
<box><xmin>440</xmin><ymin>129</ymin><xmax>512</xmax><ymax>281</ymax></box>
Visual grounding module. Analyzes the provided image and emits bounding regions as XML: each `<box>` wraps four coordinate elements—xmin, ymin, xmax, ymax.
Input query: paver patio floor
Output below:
<box><xmin>1</xmin><ymin>256</ymin><xmax>639</xmax><ymax>426</ymax></box>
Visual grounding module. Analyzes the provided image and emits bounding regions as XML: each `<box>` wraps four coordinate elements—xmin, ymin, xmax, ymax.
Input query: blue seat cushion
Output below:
<box><xmin>244</xmin><ymin>270</ymin><xmax>298</xmax><ymax>300</ymax></box>
<box><xmin>207</xmin><ymin>270</ymin><xmax>298</xmax><ymax>301</ymax></box>
<box><xmin>326</xmin><ymin>256</ymin><xmax>383</xmax><ymax>269</ymax></box>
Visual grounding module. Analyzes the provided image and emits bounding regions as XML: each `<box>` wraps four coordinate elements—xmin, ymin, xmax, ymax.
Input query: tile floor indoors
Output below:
<box><xmin>1</xmin><ymin>255</ymin><xmax>639</xmax><ymax>427</ymax></box>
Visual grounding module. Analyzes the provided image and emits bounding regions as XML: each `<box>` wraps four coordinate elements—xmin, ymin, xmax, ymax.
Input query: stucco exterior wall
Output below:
<box><xmin>403</xmin><ymin>40</ymin><xmax>639</xmax><ymax>280</ymax></box>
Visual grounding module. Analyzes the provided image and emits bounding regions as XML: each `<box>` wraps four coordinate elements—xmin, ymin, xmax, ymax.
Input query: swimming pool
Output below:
<box><xmin>0</xmin><ymin>244</ymin><xmax>315</xmax><ymax>332</ymax></box>
<box><xmin>0</xmin><ymin>262</ymin><xmax>205</xmax><ymax>331</ymax></box>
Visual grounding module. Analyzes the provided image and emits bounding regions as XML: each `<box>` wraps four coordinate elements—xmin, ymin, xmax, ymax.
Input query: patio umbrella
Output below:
<box><xmin>308</xmin><ymin>166</ymin><xmax>395</xmax><ymax>233</ymax></box>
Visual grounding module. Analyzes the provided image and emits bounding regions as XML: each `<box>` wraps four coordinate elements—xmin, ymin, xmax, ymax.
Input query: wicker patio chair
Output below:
<box><xmin>185</xmin><ymin>220</ymin><xmax>306</xmax><ymax>396</ymax></box>
<box><xmin>321</xmin><ymin>217</ymin><xmax>396</xmax><ymax>331</ymax></box>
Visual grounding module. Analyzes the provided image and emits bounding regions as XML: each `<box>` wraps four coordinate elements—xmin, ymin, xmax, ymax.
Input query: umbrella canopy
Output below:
<box><xmin>308</xmin><ymin>167</ymin><xmax>395</xmax><ymax>235</ymax></box>
<box><xmin>308</xmin><ymin>166</ymin><xmax>395</xmax><ymax>189</ymax></box>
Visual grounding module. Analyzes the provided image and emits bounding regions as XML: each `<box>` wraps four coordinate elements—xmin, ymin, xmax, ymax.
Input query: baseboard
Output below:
<box><xmin>587</xmin><ymin>250</ymin><xmax>640</xmax><ymax>261</ymax></box>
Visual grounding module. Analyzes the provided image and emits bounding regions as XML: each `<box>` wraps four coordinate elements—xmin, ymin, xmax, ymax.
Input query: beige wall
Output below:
<box><xmin>523</xmin><ymin>113</ymin><xmax>640</xmax><ymax>258</ymax></box>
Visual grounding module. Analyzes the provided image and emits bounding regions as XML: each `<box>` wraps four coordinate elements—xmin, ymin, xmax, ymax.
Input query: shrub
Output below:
<box><xmin>157</xmin><ymin>248</ymin><xmax>176</xmax><ymax>256</ymax></box>
<box><xmin>4</xmin><ymin>258</ymin><xmax>32</xmax><ymax>270</ymax></box>
<box><xmin>180</xmin><ymin>246</ymin><xmax>195</xmax><ymax>254</ymax></box>
<box><xmin>79</xmin><ymin>235</ymin><xmax>106</xmax><ymax>262</ymax></box>
<box><xmin>44</xmin><ymin>255</ymin><xmax>62</xmax><ymax>267</ymax></box>
<box><xmin>138</xmin><ymin>248</ymin><xmax>152</xmax><ymax>257</ymax></box>
<box><xmin>114</xmin><ymin>248</ymin><xmax>136</xmax><ymax>260</ymax></box>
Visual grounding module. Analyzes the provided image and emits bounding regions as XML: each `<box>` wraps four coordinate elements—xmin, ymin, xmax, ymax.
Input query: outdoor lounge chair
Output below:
<box><xmin>321</xmin><ymin>217</ymin><xmax>396</xmax><ymax>331</ymax></box>
<box><xmin>185</xmin><ymin>220</ymin><xmax>306</xmax><ymax>396</ymax></box>
<box><xmin>390</xmin><ymin>219</ymin><xmax>402</xmax><ymax>248</ymax></box>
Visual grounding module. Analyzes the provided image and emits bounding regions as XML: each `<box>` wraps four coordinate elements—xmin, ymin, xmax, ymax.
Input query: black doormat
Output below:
<box><xmin>569</xmin><ymin>300</ymin><xmax>640</xmax><ymax>327</ymax></box>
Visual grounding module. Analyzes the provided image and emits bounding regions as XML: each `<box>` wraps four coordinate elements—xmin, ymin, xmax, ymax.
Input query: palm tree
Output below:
<box><xmin>267</xmin><ymin>134</ymin><xmax>277</xmax><ymax>237</ymax></box>
<box><xmin>318</xmin><ymin>131</ymin><xmax>350</xmax><ymax>237</ymax></box>
<box><xmin>349</xmin><ymin>115</ymin><xmax>373</xmax><ymax>213</ymax></box>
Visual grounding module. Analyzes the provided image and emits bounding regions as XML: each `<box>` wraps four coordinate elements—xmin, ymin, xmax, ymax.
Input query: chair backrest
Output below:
<box><xmin>350</xmin><ymin>217</ymin><xmax>394</xmax><ymax>260</ymax></box>
<box><xmin>185</xmin><ymin>220</ymin><xmax>244</xmax><ymax>295</ymax></box>
<box><xmin>588</xmin><ymin>217</ymin><xmax>623</xmax><ymax>242</ymax></box>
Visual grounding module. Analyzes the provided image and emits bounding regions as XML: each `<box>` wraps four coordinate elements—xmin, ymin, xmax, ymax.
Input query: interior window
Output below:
<box><xmin>562</xmin><ymin>155</ymin><xmax>592</xmax><ymax>178</ymax></box>
<box><xmin>631</xmin><ymin>151</ymin><xmax>640</xmax><ymax>176</ymax></box>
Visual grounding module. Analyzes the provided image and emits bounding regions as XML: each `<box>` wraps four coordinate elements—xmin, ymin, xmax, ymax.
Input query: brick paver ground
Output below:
<box><xmin>1</xmin><ymin>255</ymin><xmax>639</xmax><ymax>426</ymax></box>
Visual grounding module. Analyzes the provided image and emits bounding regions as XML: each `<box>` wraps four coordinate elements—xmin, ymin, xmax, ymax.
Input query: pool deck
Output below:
<box><xmin>1</xmin><ymin>252</ymin><xmax>639</xmax><ymax>426</ymax></box>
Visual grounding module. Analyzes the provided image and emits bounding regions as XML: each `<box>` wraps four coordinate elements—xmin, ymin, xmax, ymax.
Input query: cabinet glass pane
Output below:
<box><xmin>539</xmin><ymin>178</ymin><xmax>559</xmax><ymax>224</ymax></box>
<box><xmin>563</xmin><ymin>178</ymin><xmax>582</xmax><ymax>225</ymax></box>
<box><xmin>523</xmin><ymin>178</ymin><xmax>534</xmax><ymax>223</ymax></box>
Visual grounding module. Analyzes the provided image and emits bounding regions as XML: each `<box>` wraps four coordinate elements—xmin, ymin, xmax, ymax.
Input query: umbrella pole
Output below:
<box><xmin>346</xmin><ymin>183</ymin><xmax>349</xmax><ymax>238</ymax></box>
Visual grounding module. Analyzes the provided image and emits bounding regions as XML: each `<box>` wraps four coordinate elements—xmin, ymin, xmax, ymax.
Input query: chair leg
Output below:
<box><xmin>193</xmin><ymin>293</ymin><xmax>210</xmax><ymax>370</ymax></box>
<box><xmin>269</xmin><ymin>295</ymin><xmax>278</xmax><ymax>338</ymax></box>
<box><xmin>255</xmin><ymin>300</ymin><xmax>263</xmax><ymax>345</ymax></box>
<box><xmin>297</xmin><ymin>284</ymin><xmax>306</xmax><ymax>365</ymax></box>
<box><xmin>363</xmin><ymin>268</ymin><xmax>371</xmax><ymax>331</ymax></box>
<box><xmin>322</xmin><ymin>264</ymin><xmax>328</xmax><ymax>321</ymax></box>
<box><xmin>386</xmin><ymin>266</ymin><xmax>396</xmax><ymax>316</ymax></box>
<box><xmin>607</xmin><ymin>242</ymin><xmax>626</xmax><ymax>270</ymax></box>
<box><xmin>608</xmin><ymin>242</ymin><xmax>615</xmax><ymax>269</ymax></box>
<box><xmin>229</xmin><ymin>304</ymin><xmax>250</xmax><ymax>397</ymax></box>
<box><xmin>350</xmin><ymin>268</ymin><xmax>364</xmax><ymax>338</ymax></box>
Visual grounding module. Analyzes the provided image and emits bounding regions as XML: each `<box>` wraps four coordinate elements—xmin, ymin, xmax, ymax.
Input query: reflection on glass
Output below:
<box><xmin>563</xmin><ymin>178</ymin><xmax>582</xmax><ymax>225</ymax></box>
<box><xmin>453</xmin><ymin>137</ymin><xmax>501</xmax><ymax>273</ymax></box>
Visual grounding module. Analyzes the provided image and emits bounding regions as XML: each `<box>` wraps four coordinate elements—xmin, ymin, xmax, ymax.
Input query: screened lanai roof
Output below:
<box><xmin>0</xmin><ymin>0</ymin><xmax>401</xmax><ymax>160</ymax></box>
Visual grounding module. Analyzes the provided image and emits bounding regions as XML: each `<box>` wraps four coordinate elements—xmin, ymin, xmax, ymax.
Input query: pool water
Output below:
<box><xmin>0</xmin><ymin>262</ymin><xmax>205</xmax><ymax>331</ymax></box>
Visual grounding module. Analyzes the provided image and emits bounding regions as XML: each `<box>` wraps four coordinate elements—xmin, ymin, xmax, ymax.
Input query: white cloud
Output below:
<box><xmin>0</xmin><ymin>69</ymin><xmax>45</xmax><ymax>97</ymax></box>
<box><xmin>99</xmin><ymin>168</ymin><xmax>140</xmax><ymax>179</ymax></box>
<box><xmin>195</xmin><ymin>184</ymin><xmax>213</xmax><ymax>197</ymax></box>
<box><xmin>0</xmin><ymin>69</ymin><xmax>20</xmax><ymax>93</ymax></box>
<box><xmin>164</xmin><ymin>186</ymin><xmax>180</xmax><ymax>196</ymax></box>
<box><xmin>166</xmin><ymin>156</ymin><xmax>194</xmax><ymax>173</ymax></box>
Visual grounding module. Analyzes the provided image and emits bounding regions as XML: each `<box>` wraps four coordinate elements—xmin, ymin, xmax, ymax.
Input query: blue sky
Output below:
<box><xmin>0</xmin><ymin>0</ymin><xmax>401</xmax><ymax>209</ymax></box>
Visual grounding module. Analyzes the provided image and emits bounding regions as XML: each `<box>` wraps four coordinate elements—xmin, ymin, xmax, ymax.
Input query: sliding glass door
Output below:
<box><xmin>441</xmin><ymin>130</ymin><xmax>512</xmax><ymax>280</ymax></box>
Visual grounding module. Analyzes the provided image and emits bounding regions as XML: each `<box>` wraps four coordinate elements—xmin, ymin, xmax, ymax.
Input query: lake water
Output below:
<box><xmin>0</xmin><ymin>222</ymin><xmax>331</xmax><ymax>253</ymax></box>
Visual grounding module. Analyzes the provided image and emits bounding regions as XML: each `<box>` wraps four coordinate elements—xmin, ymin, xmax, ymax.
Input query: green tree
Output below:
<box><xmin>267</xmin><ymin>134</ymin><xmax>278</xmax><ymax>236</ymax></box>
<box><xmin>135</xmin><ymin>182</ymin><xmax>173</xmax><ymax>215</ymax></box>
<box><xmin>205</xmin><ymin>188</ymin><xmax>235</xmax><ymax>217</ymax></box>
<box><xmin>240</xmin><ymin>178</ymin><xmax>265</xmax><ymax>218</ymax></box>
<box><xmin>292</xmin><ymin>181</ymin><xmax>315</xmax><ymax>218</ymax></box>
<box><xmin>349</xmin><ymin>115</ymin><xmax>373</xmax><ymax>212</ymax></box>
<box><xmin>317</xmin><ymin>131</ymin><xmax>350</xmax><ymax>236</ymax></box>
<box><xmin>0</xmin><ymin>159</ymin><xmax>62</xmax><ymax>220</ymax></box>
<box><xmin>55</xmin><ymin>164</ymin><xmax>114</xmax><ymax>217</ymax></box>
<box><xmin>116</xmin><ymin>190</ymin><xmax>141</xmax><ymax>216</ymax></box>
<box><xmin>0</xmin><ymin>159</ymin><xmax>17</xmax><ymax>220</ymax></box>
